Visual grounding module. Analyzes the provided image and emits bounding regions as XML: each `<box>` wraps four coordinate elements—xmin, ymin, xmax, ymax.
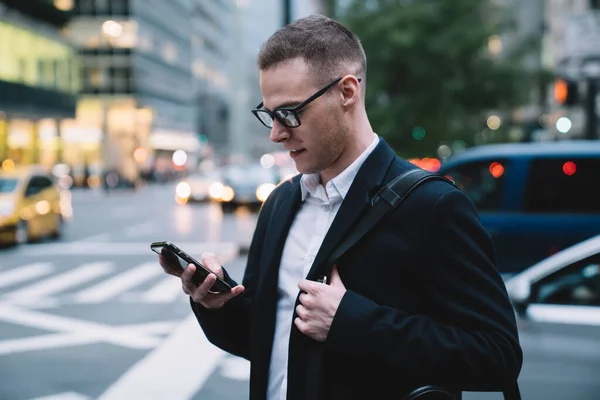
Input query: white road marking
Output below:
<box><xmin>139</xmin><ymin>276</ymin><xmax>182</xmax><ymax>303</ymax></box>
<box><xmin>0</xmin><ymin>332</ymin><xmax>110</xmax><ymax>356</ymax></box>
<box><xmin>29</xmin><ymin>392</ymin><xmax>91</xmax><ymax>400</ymax></box>
<box><xmin>0</xmin><ymin>321</ymin><xmax>179</xmax><ymax>356</ymax></box>
<box><xmin>72</xmin><ymin>262</ymin><xmax>161</xmax><ymax>304</ymax></box>
<box><xmin>220</xmin><ymin>356</ymin><xmax>251</xmax><ymax>381</ymax></box>
<box><xmin>0</xmin><ymin>303</ymin><xmax>165</xmax><ymax>349</ymax></box>
<box><xmin>97</xmin><ymin>314</ymin><xmax>226</xmax><ymax>400</ymax></box>
<box><xmin>0</xmin><ymin>263</ymin><xmax>53</xmax><ymax>289</ymax></box>
<box><xmin>4</xmin><ymin>297</ymin><xmax>62</xmax><ymax>309</ymax></box>
<box><xmin>4</xmin><ymin>263</ymin><xmax>113</xmax><ymax>299</ymax></box>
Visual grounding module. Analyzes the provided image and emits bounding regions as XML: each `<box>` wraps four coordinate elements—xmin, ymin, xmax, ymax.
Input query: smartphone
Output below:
<box><xmin>151</xmin><ymin>241</ymin><xmax>232</xmax><ymax>293</ymax></box>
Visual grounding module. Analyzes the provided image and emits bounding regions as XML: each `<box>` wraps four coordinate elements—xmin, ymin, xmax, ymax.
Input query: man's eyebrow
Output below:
<box><xmin>262</xmin><ymin>100</ymin><xmax>302</xmax><ymax>112</ymax></box>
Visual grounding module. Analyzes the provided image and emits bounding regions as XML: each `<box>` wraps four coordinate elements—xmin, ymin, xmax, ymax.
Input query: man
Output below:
<box><xmin>158</xmin><ymin>14</ymin><xmax>522</xmax><ymax>400</ymax></box>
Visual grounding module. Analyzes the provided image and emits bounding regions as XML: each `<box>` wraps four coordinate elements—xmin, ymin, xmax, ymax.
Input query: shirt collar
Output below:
<box><xmin>300</xmin><ymin>134</ymin><xmax>379</xmax><ymax>201</ymax></box>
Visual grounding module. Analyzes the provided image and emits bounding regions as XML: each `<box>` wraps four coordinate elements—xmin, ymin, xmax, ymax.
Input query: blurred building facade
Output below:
<box><xmin>494</xmin><ymin>0</ymin><xmax>547</xmax><ymax>142</ymax></box>
<box><xmin>62</xmin><ymin>0</ymin><xmax>199</xmax><ymax>183</ymax></box>
<box><xmin>501</xmin><ymin>0</ymin><xmax>598</xmax><ymax>142</ymax></box>
<box><xmin>543</xmin><ymin>0</ymin><xmax>591</xmax><ymax>140</ymax></box>
<box><xmin>0</xmin><ymin>0</ymin><xmax>80</xmax><ymax>170</ymax></box>
<box><xmin>190</xmin><ymin>0</ymin><xmax>232</xmax><ymax>162</ymax></box>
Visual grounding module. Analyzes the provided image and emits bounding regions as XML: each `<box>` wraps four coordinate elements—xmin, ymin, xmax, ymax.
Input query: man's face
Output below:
<box><xmin>259</xmin><ymin>58</ymin><xmax>349</xmax><ymax>175</ymax></box>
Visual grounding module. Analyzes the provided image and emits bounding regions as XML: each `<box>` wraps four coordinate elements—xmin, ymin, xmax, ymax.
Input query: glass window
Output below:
<box><xmin>523</xmin><ymin>158</ymin><xmax>600</xmax><ymax>213</ymax></box>
<box><xmin>439</xmin><ymin>160</ymin><xmax>507</xmax><ymax>211</ymax></box>
<box><xmin>25</xmin><ymin>175</ymin><xmax>53</xmax><ymax>196</ymax></box>
<box><xmin>531</xmin><ymin>254</ymin><xmax>600</xmax><ymax>307</ymax></box>
<box><xmin>0</xmin><ymin>21</ymin><xmax>80</xmax><ymax>94</ymax></box>
<box><xmin>84</xmin><ymin>67</ymin><xmax>107</xmax><ymax>89</ymax></box>
<box><xmin>0</xmin><ymin>178</ymin><xmax>18</xmax><ymax>193</ymax></box>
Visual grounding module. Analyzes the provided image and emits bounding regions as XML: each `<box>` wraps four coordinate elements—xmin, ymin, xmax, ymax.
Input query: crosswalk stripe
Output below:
<box><xmin>29</xmin><ymin>391</ymin><xmax>91</xmax><ymax>400</ymax></box>
<box><xmin>0</xmin><ymin>263</ymin><xmax>53</xmax><ymax>289</ymax></box>
<box><xmin>140</xmin><ymin>276</ymin><xmax>183</xmax><ymax>303</ymax></box>
<box><xmin>72</xmin><ymin>262</ymin><xmax>162</xmax><ymax>304</ymax></box>
<box><xmin>97</xmin><ymin>315</ymin><xmax>225</xmax><ymax>400</ymax></box>
<box><xmin>4</xmin><ymin>263</ymin><xmax>114</xmax><ymax>299</ymax></box>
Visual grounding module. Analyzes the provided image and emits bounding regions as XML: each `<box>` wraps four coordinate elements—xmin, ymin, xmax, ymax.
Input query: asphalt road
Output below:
<box><xmin>1</xmin><ymin>184</ymin><xmax>599</xmax><ymax>400</ymax></box>
<box><xmin>0</xmin><ymin>184</ymin><xmax>254</xmax><ymax>400</ymax></box>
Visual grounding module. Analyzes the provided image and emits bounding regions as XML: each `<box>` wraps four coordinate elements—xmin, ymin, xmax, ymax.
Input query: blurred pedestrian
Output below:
<box><xmin>158</xmin><ymin>14</ymin><xmax>522</xmax><ymax>400</ymax></box>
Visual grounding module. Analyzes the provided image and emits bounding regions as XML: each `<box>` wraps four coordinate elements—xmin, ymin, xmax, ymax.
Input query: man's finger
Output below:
<box><xmin>197</xmin><ymin>273</ymin><xmax>217</xmax><ymax>293</ymax></box>
<box><xmin>181</xmin><ymin>264</ymin><xmax>197</xmax><ymax>287</ymax></box>
<box><xmin>298</xmin><ymin>279</ymin><xmax>320</xmax><ymax>293</ymax></box>
<box><xmin>212</xmin><ymin>284</ymin><xmax>245</xmax><ymax>302</ymax></box>
<box><xmin>193</xmin><ymin>283</ymin><xmax>245</xmax><ymax>307</ymax></box>
<box><xmin>294</xmin><ymin>317</ymin><xmax>307</xmax><ymax>333</ymax></box>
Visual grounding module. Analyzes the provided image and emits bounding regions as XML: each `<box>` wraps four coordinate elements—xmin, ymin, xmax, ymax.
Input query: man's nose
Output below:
<box><xmin>269</xmin><ymin>119</ymin><xmax>290</xmax><ymax>143</ymax></box>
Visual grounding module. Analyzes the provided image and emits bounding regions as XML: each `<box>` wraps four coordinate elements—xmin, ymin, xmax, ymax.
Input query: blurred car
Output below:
<box><xmin>210</xmin><ymin>163</ymin><xmax>279</xmax><ymax>212</ymax></box>
<box><xmin>506</xmin><ymin>234</ymin><xmax>600</xmax><ymax>318</ymax></box>
<box><xmin>504</xmin><ymin>235</ymin><xmax>600</xmax><ymax>398</ymax></box>
<box><xmin>175</xmin><ymin>169</ymin><xmax>222</xmax><ymax>204</ymax></box>
<box><xmin>437</xmin><ymin>140</ymin><xmax>600</xmax><ymax>274</ymax></box>
<box><xmin>0</xmin><ymin>166</ymin><xmax>72</xmax><ymax>246</ymax></box>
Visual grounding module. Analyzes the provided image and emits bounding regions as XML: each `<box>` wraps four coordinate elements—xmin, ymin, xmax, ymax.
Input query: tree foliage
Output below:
<box><xmin>338</xmin><ymin>0</ymin><xmax>537</xmax><ymax>157</ymax></box>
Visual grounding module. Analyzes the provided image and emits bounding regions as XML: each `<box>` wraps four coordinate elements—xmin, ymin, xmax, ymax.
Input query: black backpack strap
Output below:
<box><xmin>320</xmin><ymin>168</ymin><xmax>450</xmax><ymax>282</ymax></box>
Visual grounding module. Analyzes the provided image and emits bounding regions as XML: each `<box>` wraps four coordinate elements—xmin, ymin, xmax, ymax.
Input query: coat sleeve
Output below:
<box><xmin>324</xmin><ymin>188</ymin><xmax>523</xmax><ymax>388</ymax></box>
<box><xmin>190</xmin><ymin>190</ymin><xmax>274</xmax><ymax>360</ymax></box>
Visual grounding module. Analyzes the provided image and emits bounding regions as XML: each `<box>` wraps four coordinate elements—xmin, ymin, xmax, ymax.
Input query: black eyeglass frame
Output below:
<box><xmin>251</xmin><ymin>76</ymin><xmax>361</xmax><ymax>129</ymax></box>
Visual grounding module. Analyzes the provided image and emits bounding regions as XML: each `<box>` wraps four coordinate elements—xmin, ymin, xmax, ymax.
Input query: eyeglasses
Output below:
<box><xmin>251</xmin><ymin>77</ymin><xmax>361</xmax><ymax>129</ymax></box>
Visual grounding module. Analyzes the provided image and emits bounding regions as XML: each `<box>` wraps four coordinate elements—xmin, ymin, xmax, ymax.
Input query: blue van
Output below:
<box><xmin>436</xmin><ymin>141</ymin><xmax>600</xmax><ymax>274</ymax></box>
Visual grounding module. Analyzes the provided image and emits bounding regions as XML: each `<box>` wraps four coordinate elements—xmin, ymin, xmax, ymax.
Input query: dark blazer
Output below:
<box><xmin>191</xmin><ymin>138</ymin><xmax>522</xmax><ymax>400</ymax></box>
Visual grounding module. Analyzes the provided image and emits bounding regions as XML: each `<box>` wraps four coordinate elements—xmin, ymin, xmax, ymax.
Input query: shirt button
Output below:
<box><xmin>307</xmin><ymin>256</ymin><xmax>314</xmax><ymax>263</ymax></box>
<box><xmin>322</xmin><ymin>205</ymin><xmax>330</xmax><ymax>211</ymax></box>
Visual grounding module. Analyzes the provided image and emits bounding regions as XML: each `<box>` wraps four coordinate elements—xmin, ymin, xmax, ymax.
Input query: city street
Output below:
<box><xmin>0</xmin><ymin>184</ymin><xmax>254</xmax><ymax>400</ymax></box>
<box><xmin>0</xmin><ymin>184</ymin><xmax>599</xmax><ymax>400</ymax></box>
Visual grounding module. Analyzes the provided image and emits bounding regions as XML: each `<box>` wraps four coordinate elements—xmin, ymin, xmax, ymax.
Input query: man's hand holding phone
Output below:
<box><xmin>158</xmin><ymin>251</ymin><xmax>244</xmax><ymax>309</ymax></box>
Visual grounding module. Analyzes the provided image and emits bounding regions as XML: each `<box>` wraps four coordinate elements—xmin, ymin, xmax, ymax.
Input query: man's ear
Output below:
<box><xmin>340</xmin><ymin>75</ymin><xmax>360</xmax><ymax>108</ymax></box>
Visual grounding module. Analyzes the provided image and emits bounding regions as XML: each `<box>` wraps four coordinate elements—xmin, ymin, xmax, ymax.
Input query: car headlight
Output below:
<box><xmin>208</xmin><ymin>182</ymin><xmax>224</xmax><ymax>199</ymax></box>
<box><xmin>256</xmin><ymin>183</ymin><xmax>276</xmax><ymax>202</ymax></box>
<box><xmin>220</xmin><ymin>186</ymin><xmax>235</xmax><ymax>202</ymax></box>
<box><xmin>176</xmin><ymin>182</ymin><xmax>191</xmax><ymax>199</ymax></box>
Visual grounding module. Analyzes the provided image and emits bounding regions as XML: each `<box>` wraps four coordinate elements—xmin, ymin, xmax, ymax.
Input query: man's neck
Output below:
<box><xmin>319</xmin><ymin>131</ymin><xmax>376</xmax><ymax>188</ymax></box>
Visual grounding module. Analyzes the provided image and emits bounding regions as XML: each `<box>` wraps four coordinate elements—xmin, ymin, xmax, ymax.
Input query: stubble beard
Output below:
<box><xmin>309</xmin><ymin>116</ymin><xmax>350</xmax><ymax>177</ymax></box>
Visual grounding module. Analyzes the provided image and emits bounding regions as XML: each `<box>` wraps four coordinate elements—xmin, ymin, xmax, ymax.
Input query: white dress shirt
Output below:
<box><xmin>267</xmin><ymin>134</ymin><xmax>379</xmax><ymax>400</ymax></box>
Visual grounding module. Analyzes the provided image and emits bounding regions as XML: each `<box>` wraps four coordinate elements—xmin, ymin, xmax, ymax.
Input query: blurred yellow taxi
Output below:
<box><xmin>0</xmin><ymin>166</ymin><xmax>72</xmax><ymax>246</ymax></box>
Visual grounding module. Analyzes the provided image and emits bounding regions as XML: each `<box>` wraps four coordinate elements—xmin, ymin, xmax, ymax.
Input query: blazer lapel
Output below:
<box><xmin>255</xmin><ymin>176</ymin><xmax>303</xmax><ymax>296</ymax></box>
<box><xmin>304</xmin><ymin>138</ymin><xmax>397</xmax><ymax>281</ymax></box>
